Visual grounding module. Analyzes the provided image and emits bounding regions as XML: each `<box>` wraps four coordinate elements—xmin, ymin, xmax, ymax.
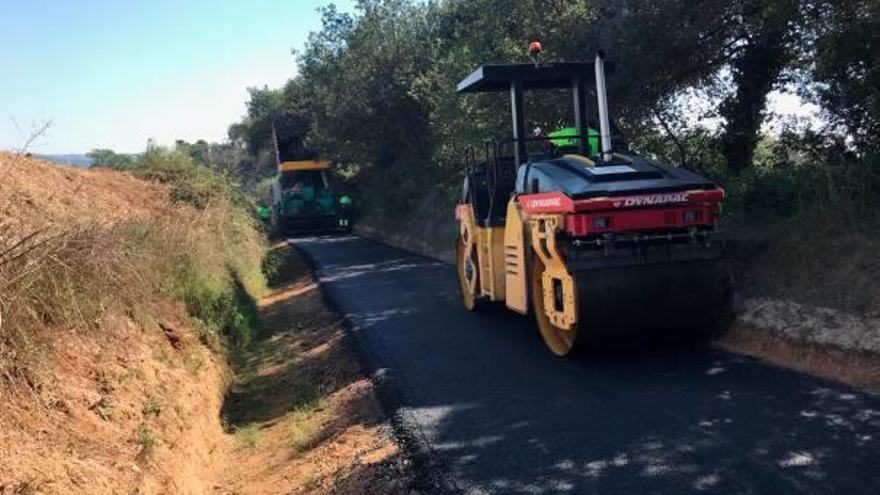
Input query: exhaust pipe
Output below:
<box><xmin>594</xmin><ymin>51</ymin><xmax>613</xmax><ymax>162</ymax></box>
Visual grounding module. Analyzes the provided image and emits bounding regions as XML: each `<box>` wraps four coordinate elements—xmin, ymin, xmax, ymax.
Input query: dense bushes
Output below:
<box><xmin>632</xmin><ymin>126</ymin><xmax>880</xmax><ymax>311</ymax></box>
<box><xmin>227</xmin><ymin>0</ymin><xmax>877</xmax><ymax>248</ymax></box>
<box><xmin>732</xmin><ymin>153</ymin><xmax>880</xmax><ymax>228</ymax></box>
<box><xmin>133</xmin><ymin>144</ymin><xmax>247</xmax><ymax>209</ymax></box>
<box><xmin>226</xmin><ymin>0</ymin><xmax>876</xmax><ymax>313</ymax></box>
<box><xmin>633</xmin><ymin>122</ymin><xmax>880</xmax><ymax>227</ymax></box>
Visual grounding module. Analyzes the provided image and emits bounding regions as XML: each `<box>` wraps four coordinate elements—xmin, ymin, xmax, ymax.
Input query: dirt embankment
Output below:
<box><xmin>1</xmin><ymin>154</ymin><xmax>416</xmax><ymax>494</ymax></box>
<box><xmin>0</xmin><ymin>152</ymin><xmax>171</xmax><ymax>231</ymax></box>
<box><xmin>1</xmin><ymin>153</ymin><xmax>230</xmax><ymax>494</ymax></box>
<box><xmin>720</xmin><ymin>225</ymin><xmax>880</xmax><ymax>390</ymax></box>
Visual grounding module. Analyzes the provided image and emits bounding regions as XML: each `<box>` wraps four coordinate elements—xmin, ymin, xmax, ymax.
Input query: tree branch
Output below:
<box><xmin>650</xmin><ymin>103</ymin><xmax>688</xmax><ymax>168</ymax></box>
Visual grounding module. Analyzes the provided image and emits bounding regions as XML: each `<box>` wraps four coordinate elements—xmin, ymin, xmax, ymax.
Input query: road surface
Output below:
<box><xmin>294</xmin><ymin>235</ymin><xmax>879</xmax><ymax>495</ymax></box>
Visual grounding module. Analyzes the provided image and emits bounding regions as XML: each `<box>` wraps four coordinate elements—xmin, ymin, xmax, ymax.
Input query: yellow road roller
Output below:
<box><xmin>454</xmin><ymin>47</ymin><xmax>731</xmax><ymax>356</ymax></box>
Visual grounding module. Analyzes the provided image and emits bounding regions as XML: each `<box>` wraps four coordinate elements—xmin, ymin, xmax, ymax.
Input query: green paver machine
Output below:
<box><xmin>263</xmin><ymin>126</ymin><xmax>352</xmax><ymax>233</ymax></box>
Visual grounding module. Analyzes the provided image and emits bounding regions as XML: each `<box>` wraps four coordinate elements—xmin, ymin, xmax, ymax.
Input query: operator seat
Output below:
<box><xmin>463</xmin><ymin>157</ymin><xmax>516</xmax><ymax>227</ymax></box>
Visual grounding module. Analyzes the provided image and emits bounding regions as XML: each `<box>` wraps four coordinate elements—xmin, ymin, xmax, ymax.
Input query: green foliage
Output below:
<box><xmin>0</xmin><ymin>141</ymin><xmax>269</xmax><ymax>387</ymax></box>
<box><xmin>632</xmin><ymin>123</ymin><xmax>880</xmax><ymax>231</ymax></box>
<box><xmin>118</xmin><ymin>193</ymin><xmax>265</xmax><ymax>347</ymax></box>
<box><xmin>135</xmin><ymin>423</ymin><xmax>157</xmax><ymax>456</ymax></box>
<box><xmin>87</xmin><ymin>148</ymin><xmax>134</xmax><ymax>170</ymax></box>
<box><xmin>805</xmin><ymin>0</ymin><xmax>880</xmax><ymax>152</ymax></box>
<box><xmin>743</xmin><ymin>139</ymin><xmax>878</xmax><ymax>227</ymax></box>
<box><xmin>227</xmin><ymin>0</ymin><xmax>738</xmax><ymax>213</ymax></box>
<box><xmin>719</xmin><ymin>0</ymin><xmax>801</xmax><ymax>173</ymax></box>
<box><xmin>175</xmin><ymin>139</ymin><xmax>211</xmax><ymax>165</ymax></box>
<box><xmin>707</xmin><ymin>134</ymin><xmax>878</xmax><ymax>232</ymax></box>
<box><xmin>288</xmin><ymin>406</ymin><xmax>322</xmax><ymax>455</ymax></box>
<box><xmin>109</xmin><ymin>144</ymin><xmax>266</xmax><ymax>346</ymax></box>
<box><xmin>142</xmin><ymin>397</ymin><xmax>163</xmax><ymax>418</ymax></box>
<box><xmin>221</xmin><ymin>0</ymin><xmax>878</xmax><ymax>251</ymax></box>
<box><xmin>130</xmin><ymin>142</ymin><xmax>245</xmax><ymax>210</ymax></box>
<box><xmin>233</xmin><ymin>423</ymin><xmax>261</xmax><ymax>450</ymax></box>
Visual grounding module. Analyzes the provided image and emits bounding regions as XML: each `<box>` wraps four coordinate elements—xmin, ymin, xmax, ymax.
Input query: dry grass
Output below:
<box><xmin>0</xmin><ymin>152</ymin><xmax>420</xmax><ymax>494</ymax></box>
<box><xmin>0</xmin><ymin>224</ymin><xmax>140</xmax><ymax>385</ymax></box>
<box><xmin>234</xmin><ymin>423</ymin><xmax>262</xmax><ymax>450</ymax></box>
<box><xmin>0</xmin><ymin>210</ymin><xmax>264</xmax><ymax>391</ymax></box>
<box><xmin>287</xmin><ymin>406</ymin><xmax>324</xmax><ymax>455</ymax></box>
<box><xmin>0</xmin><ymin>152</ymin><xmax>271</xmax><ymax>494</ymax></box>
<box><xmin>0</xmin><ymin>151</ymin><xmax>267</xmax><ymax>395</ymax></box>
<box><xmin>0</xmin><ymin>151</ymin><xmax>170</xmax><ymax>231</ymax></box>
<box><xmin>765</xmin><ymin>229</ymin><xmax>880</xmax><ymax>317</ymax></box>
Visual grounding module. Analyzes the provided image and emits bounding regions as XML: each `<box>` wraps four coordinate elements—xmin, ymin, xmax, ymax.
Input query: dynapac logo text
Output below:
<box><xmin>615</xmin><ymin>193</ymin><xmax>690</xmax><ymax>208</ymax></box>
<box><xmin>527</xmin><ymin>197</ymin><xmax>563</xmax><ymax>208</ymax></box>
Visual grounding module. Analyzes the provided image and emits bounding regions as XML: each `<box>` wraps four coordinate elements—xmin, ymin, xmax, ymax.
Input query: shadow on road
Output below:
<box><xmin>295</xmin><ymin>235</ymin><xmax>880</xmax><ymax>495</ymax></box>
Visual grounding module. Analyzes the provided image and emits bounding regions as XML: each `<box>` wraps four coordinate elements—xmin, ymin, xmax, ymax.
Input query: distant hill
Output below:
<box><xmin>35</xmin><ymin>154</ymin><xmax>92</xmax><ymax>168</ymax></box>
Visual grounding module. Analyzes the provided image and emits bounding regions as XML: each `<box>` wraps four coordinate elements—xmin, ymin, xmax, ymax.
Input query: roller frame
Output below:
<box><xmin>458</xmin><ymin>204</ymin><xmax>480</xmax><ymax>300</ymax></box>
<box><xmin>528</xmin><ymin>213</ymin><xmax>577</xmax><ymax>330</ymax></box>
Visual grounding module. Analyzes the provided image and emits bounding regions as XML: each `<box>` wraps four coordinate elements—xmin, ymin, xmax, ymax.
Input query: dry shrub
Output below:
<box><xmin>0</xmin><ymin>223</ymin><xmax>137</xmax><ymax>384</ymax></box>
<box><xmin>0</xmin><ymin>197</ymin><xmax>267</xmax><ymax>390</ymax></box>
<box><xmin>129</xmin><ymin>199</ymin><xmax>267</xmax><ymax>347</ymax></box>
<box><xmin>767</xmin><ymin>229</ymin><xmax>880</xmax><ymax>316</ymax></box>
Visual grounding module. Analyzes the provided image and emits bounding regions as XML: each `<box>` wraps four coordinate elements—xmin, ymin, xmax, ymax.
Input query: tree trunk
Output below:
<box><xmin>720</xmin><ymin>0</ymin><xmax>796</xmax><ymax>173</ymax></box>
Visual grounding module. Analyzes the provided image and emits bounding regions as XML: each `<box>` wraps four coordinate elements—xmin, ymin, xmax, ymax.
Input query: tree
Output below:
<box><xmin>86</xmin><ymin>148</ymin><xmax>133</xmax><ymax>169</ymax></box>
<box><xmin>719</xmin><ymin>0</ymin><xmax>801</xmax><ymax>173</ymax></box>
<box><xmin>805</xmin><ymin>0</ymin><xmax>880</xmax><ymax>151</ymax></box>
<box><xmin>174</xmin><ymin>139</ymin><xmax>211</xmax><ymax>166</ymax></box>
<box><xmin>583</xmin><ymin>0</ymin><xmax>741</xmax><ymax>130</ymax></box>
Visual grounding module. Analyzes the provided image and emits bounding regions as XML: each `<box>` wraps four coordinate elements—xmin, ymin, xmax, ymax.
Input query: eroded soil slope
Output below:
<box><xmin>0</xmin><ymin>153</ymin><xmax>231</xmax><ymax>494</ymax></box>
<box><xmin>0</xmin><ymin>154</ymin><xmax>417</xmax><ymax>494</ymax></box>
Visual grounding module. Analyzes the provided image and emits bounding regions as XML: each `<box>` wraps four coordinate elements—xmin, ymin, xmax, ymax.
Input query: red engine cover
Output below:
<box><xmin>518</xmin><ymin>188</ymin><xmax>724</xmax><ymax>236</ymax></box>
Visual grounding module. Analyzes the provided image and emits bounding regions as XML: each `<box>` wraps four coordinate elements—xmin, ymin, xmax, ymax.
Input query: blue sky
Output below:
<box><xmin>0</xmin><ymin>0</ymin><xmax>355</xmax><ymax>153</ymax></box>
<box><xmin>1</xmin><ymin>1</ymin><xmax>821</xmax><ymax>154</ymax></box>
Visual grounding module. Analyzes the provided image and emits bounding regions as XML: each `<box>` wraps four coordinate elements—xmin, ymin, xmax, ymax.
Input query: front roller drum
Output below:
<box><xmin>532</xmin><ymin>256</ymin><xmax>731</xmax><ymax>356</ymax></box>
<box><xmin>531</xmin><ymin>254</ymin><xmax>584</xmax><ymax>356</ymax></box>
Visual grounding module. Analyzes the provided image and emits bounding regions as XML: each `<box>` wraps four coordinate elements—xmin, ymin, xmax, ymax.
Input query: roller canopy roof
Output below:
<box><xmin>456</xmin><ymin>62</ymin><xmax>615</xmax><ymax>93</ymax></box>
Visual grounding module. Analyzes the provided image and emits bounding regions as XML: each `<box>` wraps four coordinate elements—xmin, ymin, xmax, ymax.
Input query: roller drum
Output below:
<box><xmin>572</xmin><ymin>258</ymin><xmax>731</xmax><ymax>350</ymax></box>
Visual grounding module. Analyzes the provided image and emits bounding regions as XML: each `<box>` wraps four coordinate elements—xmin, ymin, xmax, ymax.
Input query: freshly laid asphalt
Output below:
<box><xmin>294</xmin><ymin>235</ymin><xmax>879</xmax><ymax>495</ymax></box>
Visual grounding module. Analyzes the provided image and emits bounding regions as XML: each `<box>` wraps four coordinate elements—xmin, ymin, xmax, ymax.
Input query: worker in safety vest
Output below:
<box><xmin>548</xmin><ymin>127</ymin><xmax>601</xmax><ymax>156</ymax></box>
<box><xmin>257</xmin><ymin>203</ymin><xmax>271</xmax><ymax>222</ymax></box>
<box><xmin>338</xmin><ymin>194</ymin><xmax>352</xmax><ymax>229</ymax></box>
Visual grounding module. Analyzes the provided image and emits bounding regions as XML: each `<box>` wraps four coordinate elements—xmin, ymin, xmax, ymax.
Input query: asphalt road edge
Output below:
<box><xmin>291</xmin><ymin>238</ymin><xmax>462</xmax><ymax>495</ymax></box>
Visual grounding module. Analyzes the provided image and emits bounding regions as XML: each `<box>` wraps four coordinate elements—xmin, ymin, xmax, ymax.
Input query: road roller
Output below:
<box><xmin>454</xmin><ymin>45</ymin><xmax>731</xmax><ymax>356</ymax></box>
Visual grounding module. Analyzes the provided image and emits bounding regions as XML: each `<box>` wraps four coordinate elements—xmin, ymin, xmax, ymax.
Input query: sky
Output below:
<box><xmin>0</xmin><ymin>0</ymin><xmax>355</xmax><ymax>154</ymax></box>
<box><xmin>1</xmin><ymin>1</ymin><xmax>820</xmax><ymax>154</ymax></box>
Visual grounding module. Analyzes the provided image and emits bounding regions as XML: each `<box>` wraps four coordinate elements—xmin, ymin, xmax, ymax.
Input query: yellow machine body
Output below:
<box><xmin>457</xmin><ymin>204</ymin><xmax>506</xmax><ymax>302</ymax></box>
<box><xmin>527</xmin><ymin>213</ymin><xmax>578</xmax><ymax>330</ymax></box>
<box><xmin>457</xmin><ymin>198</ymin><xmax>577</xmax><ymax>327</ymax></box>
<box><xmin>503</xmin><ymin>200</ymin><xmax>528</xmax><ymax>314</ymax></box>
